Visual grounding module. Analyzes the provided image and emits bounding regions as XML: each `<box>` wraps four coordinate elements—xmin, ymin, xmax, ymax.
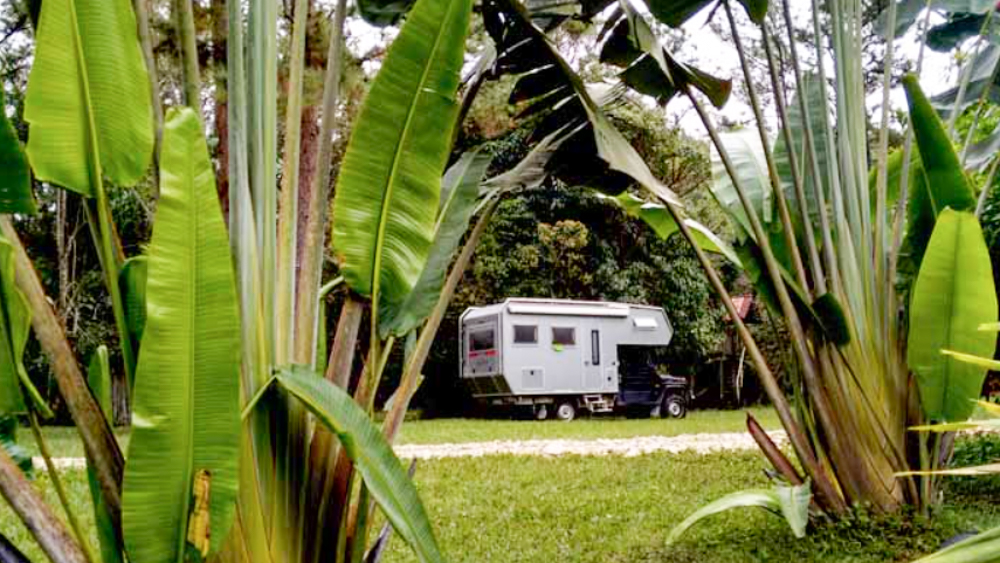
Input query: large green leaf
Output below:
<box><xmin>0</xmin><ymin>89</ymin><xmax>35</xmax><ymax>214</ymax></box>
<box><xmin>667</xmin><ymin>482</ymin><xmax>811</xmax><ymax>545</ymax></box>
<box><xmin>332</xmin><ymin>0</ymin><xmax>472</xmax><ymax>317</ymax></box>
<box><xmin>23</xmin><ymin>0</ymin><xmax>153</xmax><ymax>196</ymax></box>
<box><xmin>710</xmin><ymin>130</ymin><xmax>773</xmax><ymax>239</ymax></box>
<box><xmin>85</xmin><ymin>346</ymin><xmax>123</xmax><ymax>563</ymax></box>
<box><xmin>903</xmin><ymin>75</ymin><xmax>977</xmax><ymax>273</ymax></box>
<box><xmin>908</xmin><ymin>209</ymin><xmax>997</xmax><ymax>422</ymax></box>
<box><xmin>382</xmin><ymin>151</ymin><xmax>493</xmax><ymax>337</ymax></box>
<box><xmin>0</xmin><ymin>233</ymin><xmax>36</xmax><ymax>416</ymax></box>
<box><xmin>122</xmin><ymin>108</ymin><xmax>240</xmax><ymax>563</ymax></box>
<box><xmin>274</xmin><ymin>367</ymin><xmax>444</xmax><ymax>563</ymax></box>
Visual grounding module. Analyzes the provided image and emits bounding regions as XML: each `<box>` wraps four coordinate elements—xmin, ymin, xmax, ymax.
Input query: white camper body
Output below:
<box><xmin>459</xmin><ymin>299</ymin><xmax>674</xmax><ymax>419</ymax></box>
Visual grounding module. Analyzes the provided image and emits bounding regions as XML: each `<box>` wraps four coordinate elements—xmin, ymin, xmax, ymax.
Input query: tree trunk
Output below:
<box><xmin>212</xmin><ymin>0</ymin><xmax>229</xmax><ymax>217</ymax></box>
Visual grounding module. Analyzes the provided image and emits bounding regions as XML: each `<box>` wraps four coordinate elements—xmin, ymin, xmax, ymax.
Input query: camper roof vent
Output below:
<box><xmin>633</xmin><ymin>317</ymin><xmax>658</xmax><ymax>330</ymax></box>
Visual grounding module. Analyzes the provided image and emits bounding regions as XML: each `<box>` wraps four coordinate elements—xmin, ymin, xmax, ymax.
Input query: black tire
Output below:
<box><xmin>554</xmin><ymin>401</ymin><xmax>576</xmax><ymax>422</ymax></box>
<box><xmin>662</xmin><ymin>395</ymin><xmax>687</xmax><ymax>419</ymax></box>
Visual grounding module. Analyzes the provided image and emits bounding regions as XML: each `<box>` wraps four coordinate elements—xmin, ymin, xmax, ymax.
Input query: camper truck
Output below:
<box><xmin>459</xmin><ymin>298</ymin><xmax>687</xmax><ymax>421</ymax></box>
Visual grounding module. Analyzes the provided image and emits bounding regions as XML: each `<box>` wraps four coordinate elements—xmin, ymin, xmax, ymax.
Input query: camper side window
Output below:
<box><xmin>552</xmin><ymin>327</ymin><xmax>576</xmax><ymax>346</ymax></box>
<box><xmin>469</xmin><ymin>328</ymin><xmax>495</xmax><ymax>352</ymax></box>
<box><xmin>513</xmin><ymin>325</ymin><xmax>537</xmax><ymax>344</ymax></box>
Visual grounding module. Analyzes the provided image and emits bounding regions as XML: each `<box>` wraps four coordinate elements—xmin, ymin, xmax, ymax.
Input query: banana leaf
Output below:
<box><xmin>122</xmin><ymin>108</ymin><xmax>241</xmax><ymax>563</ymax></box>
<box><xmin>483</xmin><ymin>0</ymin><xmax>681</xmax><ymax>207</ymax></box>
<box><xmin>908</xmin><ymin>209</ymin><xmax>997</xmax><ymax>422</ymax></box>
<box><xmin>381</xmin><ymin>150</ymin><xmax>493</xmax><ymax>337</ymax></box>
<box><xmin>332</xmin><ymin>0</ymin><xmax>473</xmax><ymax>319</ymax></box>
<box><xmin>23</xmin><ymin>0</ymin><xmax>153</xmax><ymax>196</ymax></box>
<box><xmin>667</xmin><ymin>481</ymin><xmax>811</xmax><ymax>544</ymax></box>
<box><xmin>903</xmin><ymin>75</ymin><xmax>978</xmax><ymax>273</ymax></box>
<box><xmin>275</xmin><ymin>366</ymin><xmax>444</xmax><ymax>563</ymax></box>
<box><xmin>85</xmin><ymin>346</ymin><xmax>123</xmax><ymax>563</ymax></box>
<box><xmin>0</xmin><ymin>89</ymin><xmax>35</xmax><ymax>214</ymax></box>
<box><xmin>913</xmin><ymin>524</ymin><xmax>1000</xmax><ymax>562</ymax></box>
<box><xmin>599</xmin><ymin>0</ymin><xmax>731</xmax><ymax>109</ymax></box>
<box><xmin>0</xmin><ymin>233</ymin><xmax>39</xmax><ymax>416</ymax></box>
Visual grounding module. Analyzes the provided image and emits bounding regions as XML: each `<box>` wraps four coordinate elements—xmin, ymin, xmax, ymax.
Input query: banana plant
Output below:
<box><xmin>621</xmin><ymin>0</ymin><xmax>998</xmax><ymax>528</ymax></box>
<box><xmin>0</xmin><ymin>0</ymin><xmax>512</xmax><ymax>558</ymax></box>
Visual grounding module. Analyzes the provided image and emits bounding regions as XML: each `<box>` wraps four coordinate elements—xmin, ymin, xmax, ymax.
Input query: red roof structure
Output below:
<box><xmin>725</xmin><ymin>294</ymin><xmax>754</xmax><ymax>321</ymax></box>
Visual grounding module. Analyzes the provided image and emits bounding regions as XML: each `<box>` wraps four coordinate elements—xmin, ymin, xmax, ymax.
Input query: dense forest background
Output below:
<box><xmin>4</xmin><ymin>0</ymin><xmax>1000</xmax><ymax>420</ymax></box>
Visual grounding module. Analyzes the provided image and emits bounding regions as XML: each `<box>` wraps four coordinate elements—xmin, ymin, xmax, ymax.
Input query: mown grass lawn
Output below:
<box><xmin>377</xmin><ymin>450</ymin><xmax>1000</xmax><ymax>562</ymax></box>
<box><xmin>20</xmin><ymin>407</ymin><xmax>779</xmax><ymax>458</ymax></box>
<box><xmin>394</xmin><ymin>406</ymin><xmax>780</xmax><ymax>444</ymax></box>
<box><xmin>6</xmin><ymin>414</ymin><xmax>1000</xmax><ymax>562</ymax></box>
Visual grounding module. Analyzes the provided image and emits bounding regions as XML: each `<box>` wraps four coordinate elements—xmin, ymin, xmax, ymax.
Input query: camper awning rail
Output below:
<box><xmin>506</xmin><ymin>301</ymin><xmax>630</xmax><ymax>317</ymax></box>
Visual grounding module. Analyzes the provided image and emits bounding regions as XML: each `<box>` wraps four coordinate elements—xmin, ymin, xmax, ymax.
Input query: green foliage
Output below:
<box><xmin>667</xmin><ymin>482</ymin><xmax>811</xmax><ymax>544</ymax></box>
<box><xmin>23</xmin><ymin>0</ymin><xmax>153</xmax><ymax>196</ymax></box>
<box><xmin>332</xmin><ymin>0</ymin><xmax>472</xmax><ymax>315</ymax></box>
<box><xmin>274</xmin><ymin>367</ymin><xmax>444</xmax><ymax>563</ymax></box>
<box><xmin>0</xmin><ymin>88</ymin><xmax>34</xmax><ymax>214</ymax></box>
<box><xmin>122</xmin><ymin>108</ymin><xmax>240</xmax><ymax>563</ymax></box>
<box><xmin>382</xmin><ymin>151</ymin><xmax>493</xmax><ymax>337</ymax></box>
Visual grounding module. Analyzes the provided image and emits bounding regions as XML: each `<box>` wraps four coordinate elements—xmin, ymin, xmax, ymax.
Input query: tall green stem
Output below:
<box><xmin>173</xmin><ymin>0</ymin><xmax>202</xmax><ymax>116</ymax></box>
<box><xmin>294</xmin><ymin>0</ymin><xmax>350</xmax><ymax>367</ymax></box>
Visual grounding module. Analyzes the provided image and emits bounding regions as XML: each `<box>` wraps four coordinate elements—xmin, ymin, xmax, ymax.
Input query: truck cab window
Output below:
<box><xmin>469</xmin><ymin>328</ymin><xmax>495</xmax><ymax>351</ymax></box>
<box><xmin>514</xmin><ymin>325</ymin><xmax>537</xmax><ymax>344</ymax></box>
<box><xmin>552</xmin><ymin>327</ymin><xmax>575</xmax><ymax>346</ymax></box>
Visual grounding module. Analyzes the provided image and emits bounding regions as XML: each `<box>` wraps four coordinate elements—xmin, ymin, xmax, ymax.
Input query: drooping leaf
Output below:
<box><xmin>710</xmin><ymin>129</ymin><xmax>773</xmax><ymax>239</ymax></box>
<box><xmin>667</xmin><ymin>483</ymin><xmax>810</xmax><ymax>545</ymax></box>
<box><xmin>331</xmin><ymin>0</ymin><xmax>473</xmax><ymax>318</ymax></box>
<box><xmin>274</xmin><ymin>367</ymin><xmax>444</xmax><ymax>563</ymax></box>
<box><xmin>908</xmin><ymin>209</ymin><xmax>997</xmax><ymax>422</ymax></box>
<box><xmin>85</xmin><ymin>346</ymin><xmax>123</xmax><ymax>563</ymax></box>
<box><xmin>122</xmin><ymin>108</ymin><xmax>240</xmax><ymax>563</ymax></box>
<box><xmin>600</xmin><ymin>192</ymin><xmax>742</xmax><ymax>267</ymax></box>
<box><xmin>483</xmin><ymin>0</ymin><xmax>682</xmax><ymax>206</ymax></box>
<box><xmin>912</xmin><ymin>522</ymin><xmax>1000</xmax><ymax>563</ymax></box>
<box><xmin>903</xmin><ymin>75</ymin><xmax>977</xmax><ymax>272</ymax></box>
<box><xmin>0</xmin><ymin>89</ymin><xmax>35</xmax><ymax>214</ymax></box>
<box><xmin>0</xmin><ymin>416</ymin><xmax>32</xmax><ymax>477</ymax></box>
<box><xmin>599</xmin><ymin>1</ymin><xmax>731</xmax><ymax>109</ymax></box>
<box><xmin>382</xmin><ymin>151</ymin><xmax>493</xmax><ymax>337</ymax></box>
<box><xmin>23</xmin><ymin>0</ymin><xmax>153</xmax><ymax>196</ymax></box>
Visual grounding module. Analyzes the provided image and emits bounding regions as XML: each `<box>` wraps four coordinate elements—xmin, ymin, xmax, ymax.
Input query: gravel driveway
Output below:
<box><xmin>34</xmin><ymin>430</ymin><xmax>787</xmax><ymax>469</ymax></box>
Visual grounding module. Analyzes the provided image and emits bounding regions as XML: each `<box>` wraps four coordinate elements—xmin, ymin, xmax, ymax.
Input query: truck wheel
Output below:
<box><xmin>662</xmin><ymin>395</ymin><xmax>686</xmax><ymax>419</ymax></box>
<box><xmin>555</xmin><ymin>402</ymin><xmax>576</xmax><ymax>422</ymax></box>
<box><xmin>534</xmin><ymin>404</ymin><xmax>549</xmax><ymax>420</ymax></box>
